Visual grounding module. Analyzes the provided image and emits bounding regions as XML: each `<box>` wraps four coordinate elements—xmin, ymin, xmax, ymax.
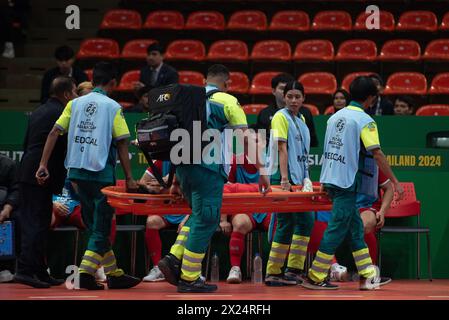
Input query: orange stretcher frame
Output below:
<box><xmin>102</xmin><ymin>186</ymin><xmax>332</xmax><ymax>215</ymax></box>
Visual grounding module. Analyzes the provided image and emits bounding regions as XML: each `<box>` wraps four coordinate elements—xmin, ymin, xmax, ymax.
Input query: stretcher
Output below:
<box><xmin>102</xmin><ymin>185</ymin><xmax>332</xmax><ymax>215</ymax></box>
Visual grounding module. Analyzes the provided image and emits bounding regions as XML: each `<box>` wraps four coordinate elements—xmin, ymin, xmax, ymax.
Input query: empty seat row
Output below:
<box><xmin>77</xmin><ymin>38</ymin><xmax>449</xmax><ymax>62</ymax></box>
<box><xmin>105</xmin><ymin>70</ymin><xmax>449</xmax><ymax>96</ymax></box>
<box><xmin>100</xmin><ymin>9</ymin><xmax>449</xmax><ymax>32</ymax></box>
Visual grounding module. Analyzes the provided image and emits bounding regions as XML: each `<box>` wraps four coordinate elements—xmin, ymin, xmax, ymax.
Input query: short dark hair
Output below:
<box><xmin>147</xmin><ymin>42</ymin><xmax>165</xmax><ymax>55</ymax></box>
<box><xmin>349</xmin><ymin>76</ymin><xmax>378</xmax><ymax>102</ymax></box>
<box><xmin>368</xmin><ymin>73</ymin><xmax>384</xmax><ymax>87</ymax></box>
<box><xmin>92</xmin><ymin>62</ymin><xmax>118</xmax><ymax>86</ymax></box>
<box><xmin>49</xmin><ymin>76</ymin><xmax>75</xmax><ymax>97</ymax></box>
<box><xmin>333</xmin><ymin>88</ymin><xmax>350</xmax><ymax>103</ymax></box>
<box><xmin>283</xmin><ymin>80</ymin><xmax>305</xmax><ymax>96</ymax></box>
<box><xmin>271</xmin><ymin>73</ymin><xmax>295</xmax><ymax>89</ymax></box>
<box><xmin>54</xmin><ymin>45</ymin><xmax>75</xmax><ymax>61</ymax></box>
<box><xmin>395</xmin><ymin>95</ymin><xmax>414</xmax><ymax>109</ymax></box>
<box><xmin>207</xmin><ymin>64</ymin><xmax>230</xmax><ymax>79</ymax></box>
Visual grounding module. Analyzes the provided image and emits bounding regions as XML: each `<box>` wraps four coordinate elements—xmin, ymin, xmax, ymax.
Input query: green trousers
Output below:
<box><xmin>73</xmin><ymin>179</ymin><xmax>114</xmax><ymax>256</ymax></box>
<box><xmin>176</xmin><ymin>165</ymin><xmax>225</xmax><ymax>254</ymax></box>
<box><xmin>317</xmin><ymin>186</ymin><xmax>367</xmax><ymax>255</ymax></box>
<box><xmin>273</xmin><ymin>212</ymin><xmax>314</xmax><ymax>244</ymax></box>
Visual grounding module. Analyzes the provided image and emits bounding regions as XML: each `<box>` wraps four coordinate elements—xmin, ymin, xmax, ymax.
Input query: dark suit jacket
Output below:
<box><xmin>40</xmin><ymin>66</ymin><xmax>87</xmax><ymax>103</ymax></box>
<box><xmin>366</xmin><ymin>96</ymin><xmax>394</xmax><ymax>116</ymax></box>
<box><xmin>18</xmin><ymin>98</ymin><xmax>68</xmax><ymax>194</ymax></box>
<box><xmin>139</xmin><ymin>63</ymin><xmax>179</xmax><ymax>89</ymax></box>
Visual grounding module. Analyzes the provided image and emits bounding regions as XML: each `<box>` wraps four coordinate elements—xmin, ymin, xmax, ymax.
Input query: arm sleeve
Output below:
<box><xmin>112</xmin><ymin>108</ymin><xmax>131</xmax><ymax>140</ymax></box>
<box><xmin>54</xmin><ymin>100</ymin><xmax>73</xmax><ymax>133</ymax></box>
<box><xmin>223</xmin><ymin>98</ymin><xmax>248</xmax><ymax>128</ymax></box>
<box><xmin>271</xmin><ymin>112</ymin><xmax>288</xmax><ymax>141</ymax></box>
<box><xmin>360</xmin><ymin>121</ymin><xmax>381</xmax><ymax>151</ymax></box>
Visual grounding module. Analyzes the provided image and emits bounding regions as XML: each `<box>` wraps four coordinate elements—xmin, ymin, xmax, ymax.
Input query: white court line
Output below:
<box><xmin>166</xmin><ymin>294</ymin><xmax>233</xmax><ymax>298</ymax></box>
<box><xmin>29</xmin><ymin>296</ymin><xmax>98</xmax><ymax>299</ymax></box>
<box><xmin>428</xmin><ymin>296</ymin><xmax>449</xmax><ymax>298</ymax></box>
<box><xmin>299</xmin><ymin>295</ymin><xmax>364</xmax><ymax>298</ymax></box>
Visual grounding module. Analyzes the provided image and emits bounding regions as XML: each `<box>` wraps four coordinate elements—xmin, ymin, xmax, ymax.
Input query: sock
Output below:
<box><xmin>364</xmin><ymin>232</ymin><xmax>378</xmax><ymax>265</ymax></box>
<box><xmin>145</xmin><ymin>228</ymin><xmax>162</xmax><ymax>266</ymax></box>
<box><xmin>229</xmin><ymin>231</ymin><xmax>245</xmax><ymax>267</ymax></box>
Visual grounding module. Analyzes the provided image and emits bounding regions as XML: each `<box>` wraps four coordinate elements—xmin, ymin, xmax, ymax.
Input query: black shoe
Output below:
<box><xmin>359</xmin><ymin>276</ymin><xmax>392</xmax><ymax>290</ymax></box>
<box><xmin>13</xmin><ymin>273</ymin><xmax>50</xmax><ymax>289</ymax></box>
<box><xmin>79</xmin><ymin>273</ymin><xmax>104</xmax><ymax>290</ymax></box>
<box><xmin>265</xmin><ymin>274</ymin><xmax>298</xmax><ymax>286</ymax></box>
<box><xmin>158</xmin><ymin>253</ymin><xmax>181</xmax><ymax>286</ymax></box>
<box><xmin>284</xmin><ymin>268</ymin><xmax>306</xmax><ymax>285</ymax></box>
<box><xmin>107</xmin><ymin>273</ymin><xmax>141</xmax><ymax>289</ymax></box>
<box><xmin>37</xmin><ymin>273</ymin><xmax>65</xmax><ymax>286</ymax></box>
<box><xmin>301</xmin><ymin>276</ymin><xmax>339</xmax><ymax>290</ymax></box>
<box><xmin>177</xmin><ymin>277</ymin><xmax>218</xmax><ymax>293</ymax></box>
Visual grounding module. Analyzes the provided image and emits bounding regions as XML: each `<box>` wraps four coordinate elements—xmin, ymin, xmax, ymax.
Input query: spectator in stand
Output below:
<box><xmin>134</xmin><ymin>43</ymin><xmax>179</xmax><ymax>92</ymax></box>
<box><xmin>328</xmin><ymin>89</ymin><xmax>350</xmax><ymax>114</ymax></box>
<box><xmin>40</xmin><ymin>45</ymin><xmax>88</xmax><ymax>103</ymax></box>
<box><xmin>394</xmin><ymin>95</ymin><xmax>415</xmax><ymax>116</ymax></box>
<box><xmin>366</xmin><ymin>74</ymin><xmax>394</xmax><ymax>116</ymax></box>
<box><xmin>256</xmin><ymin>73</ymin><xmax>318</xmax><ymax>147</ymax></box>
<box><xmin>125</xmin><ymin>86</ymin><xmax>150</xmax><ymax>113</ymax></box>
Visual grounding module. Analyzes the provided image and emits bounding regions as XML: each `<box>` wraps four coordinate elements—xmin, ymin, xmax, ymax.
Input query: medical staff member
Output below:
<box><xmin>303</xmin><ymin>76</ymin><xmax>404</xmax><ymax>290</ymax></box>
<box><xmin>157</xmin><ymin>64</ymin><xmax>270</xmax><ymax>293</ymax></box>
<box><xmin>264</xmin><ymin>81</ymin><xmax>314</xmax><ymax>286</ymax></box>
<box><xmin>36</xmin><ymin>62</ymin><xmax>141</xmax><ymax>291</ymax></box>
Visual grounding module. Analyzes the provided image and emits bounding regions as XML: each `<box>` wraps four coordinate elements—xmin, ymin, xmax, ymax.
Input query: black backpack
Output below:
<box><xmin>136</xmin><ymin>84</ymin><xmax>219</xmax><ymax>188</ymax></box>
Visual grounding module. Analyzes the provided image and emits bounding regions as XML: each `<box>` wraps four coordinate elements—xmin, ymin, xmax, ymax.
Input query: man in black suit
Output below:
<box><xmin>14</xmin><ymin>76</ymin><xmax>78</xmax><ymax>288</ymax></box>
<box><xmin>40</xmin><ymin>45</ymin><xmax>87</xmax><ymax>103</ymax></box>
<box><xmin>366</xmin><ymin>73</ymin><xmax>394</xmax><ymax>116</ymax></box>
<box><xmin>134</xmin><ymin>42</ymin><xmax>179</xmax><ymax>92</ymax></box>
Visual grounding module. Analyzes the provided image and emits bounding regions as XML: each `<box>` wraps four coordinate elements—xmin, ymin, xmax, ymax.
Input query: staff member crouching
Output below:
<box><xmin>264</xmin><ymin>81</ymin><xmax>315</xmax><ymax>286</ymax></box>
<box><xmin>36</xmin><ymin>62</ymin><xmax>141</xmax><ymax>290</ymax></box>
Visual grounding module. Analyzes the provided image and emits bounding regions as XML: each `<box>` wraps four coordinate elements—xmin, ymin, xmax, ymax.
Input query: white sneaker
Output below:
<box><xmin>95</xmin><ymin>267</ymin><xmax>107</xmax><ymax>282</ymax></box>
<box><xmin>226</xmin><ymin>266</ymin><xmax>242</xmax><ymax>284</ymax></box>
<box><xmin>2</xmin><ymin>42</ymin><xmax>15</xmax><ymax>59</ymax></box>
<box><xmin>0</xmin><ymin>270</ymin><xmax>14</xmax><ymax>283</ymax></box>
<box><xmin>330</xmin><ymin>263</ymin><xmax>350</xmax><ymax>282</ymax></box>
<box><xmin>143</xmin><ymin>266</ymin><xmax>165</xmax><ymax>282</ymax></box>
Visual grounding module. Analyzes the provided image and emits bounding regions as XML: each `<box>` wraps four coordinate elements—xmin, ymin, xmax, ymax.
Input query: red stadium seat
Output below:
<box><xmin>298</xmin><ymin>72</ymin><xmax>337</xmax><ymax>95</ymax></box>
<box><xmin>378</xmin><ymin>40</ymin><xmax>421</xmax><ymax>61</ymax></box>
<box><xmin>165</xmin><ymin>40</ymin><xmax>206</xmax><ymax>61</ymax></box>
<box><xmin>84</xmin><ymin>69</ymin><xmax>93</xmax><ymax>81</ymax></box>
<box><xmin>250</xmin><ymin>40</ymin><xmax>292</xmax><ymax>61</ymax></box>
<box><xmin>441</xmin><ymin>12</ymin><xmax>449</xmax><ymax>30</ymax></box>
<box><xmin>116</xmin><ymin>70</ymin><xmax>140</xmax><ymax>92</ymax></box>
<box><xmin>353</xmin><ymin>10</ymin><xmax>395</xmax><ymax>31</ymax></box>
<box><xmin>242</xmin><ymin>104</ymin><xmax>266</xmax><ymax>115</ymax></box>
<box><xmin>415</xmin><ymin>105</ymin><xmax>449</xmax><ymax>116</ymax></box>
<box><xmin>228</xmin><ymin>72</ymin><xmax>249</xmax><ymax>94</ymax></box>
<box><xmin>423</xmin><ymin>39</ymin><xmax>449</xmax><ymax>61</ymax></box>
<box><xmin>335</xmin><ymin>40</ymin><xmax>377</xmax><ymax>61</ymax></box>
<box><xmin>396</xmin><ymin>11</ymin><xmax>438</xmax><ymax>32</ymax></box>
<box><xmin>178</xmin><ymin>71</ymin><xmax>205</xmax><ymax>86</ymax></box>
<box><xmin>312</xmin><ymin>11</ymin><xmax>352</xmax><ymax>31</ymax></box>
<box><xmin>249</xmin><ymin>72</ymin><xmax>281</xmax><ymax>94</ymax></box>
<box><xmin>269</xmin><ymin>11</ymin><xmax>310</xmax><ymax>31</ymax></box>
<box><xmin>341</xmin><ymin>72</ymin><xmax>373</xmax><ymax>91</ymax></box>
<box><xmin>143</xmin><ymin>11</ymin><xmax>184</xmax><ymax>30</ymax></box>
<box><xmin>207</xmin><ymin>40</ymin><xmax>249</xmax><ymax>61</ymax></box>
<box><xmin>77</xmin><ymin>38</ymin><xmax>120</xmax><ymax>59</ymax></box>
<box><xmin>303</xmin><ymin>104</ymin><xmax>320</xmax><ymax>116</ymax></box>
<box><xmin>384</xmin><ymin>72</ymin><xmax>428</xmax><ymax>95</ymax></box>
<box><xmin>121</xmin><ymin>39</ymin><xmax>156</xmax><ymax>59</ymax></box>
<box><xmin>324</xmin><ymin>106</ymin><xmax>335</xmax><ymax>115</ymax></box>
<box><xmin>228</xmin><ymin>10</ymin><xmax>267</xmax><ymax>31</ymax></box>
<box><xmin>100</xmin><ymin>10</ymin><xmax>142</xmax><ymax>30</ymax></box>
<box><xmin>293</xmin><ymin>40</ymin><xmax>334</xmax><ymax>61</ymax></box>
<box><xmin>185</xmin><ymin>11</ymin><xmax>225</xmax><ymax>30</ymax></box>
<box><xmin>429</xmin><ymin>73</ymin><xmax>449</xmax><ymax>94</ymax></box>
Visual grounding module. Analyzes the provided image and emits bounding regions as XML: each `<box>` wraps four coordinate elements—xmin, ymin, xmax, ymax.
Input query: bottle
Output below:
<box><xmin>211</xmin><ymin>252</ymin><xmax>219</xmax><ymax>282</ymax></box>
<box><xmin>252</xmin><ymin>253</ymin><xmax>263</xmax><ymax>284</ymax></box>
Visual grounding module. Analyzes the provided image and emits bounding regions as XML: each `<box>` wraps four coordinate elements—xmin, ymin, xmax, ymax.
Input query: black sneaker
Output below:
<box><xmin>37</xmin><ymin>273</ymin><xmax>65</xmax><ymax>286</ymax></box>
<box><xmin>158</xmin><ymin>253</ymin><xmax>181</xmax><ymax>286</ymax></box>
<box><xmin>107</xmin><ymin>273</ymin><xmax>141</xmax><ymax>289</ymax></box>
<box><xmin>301</xmin><ymin>276</ymin><xmax>339</xmax><ymax>290</ymax></box>
<box><xmin>177</xmin><ymin>277</ymin><xmax>218</xmax><ymax>293</ymax></box>
<box><xmin>79</xmin><ymin>273</ymin><xmax>104</xmax><ymax>290</ymax></box>
<box><xmin>284</xmin><ymin>268</ymin><xmax>306</xmax><ymax>285</ymax></box>
<box><xmin>265</xmin><ymin>274</ymin><xmax>298</xmax><ymax>286</ymax></box>
<box><xmin>359</xmin><ymin>276</ymin><xmax>392</xmax><ymax>290</ymax></box>
<box><xmin>13</xmin><ymin>273</ymin><xmax>51</xmax><ymax>289</ymax></box>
